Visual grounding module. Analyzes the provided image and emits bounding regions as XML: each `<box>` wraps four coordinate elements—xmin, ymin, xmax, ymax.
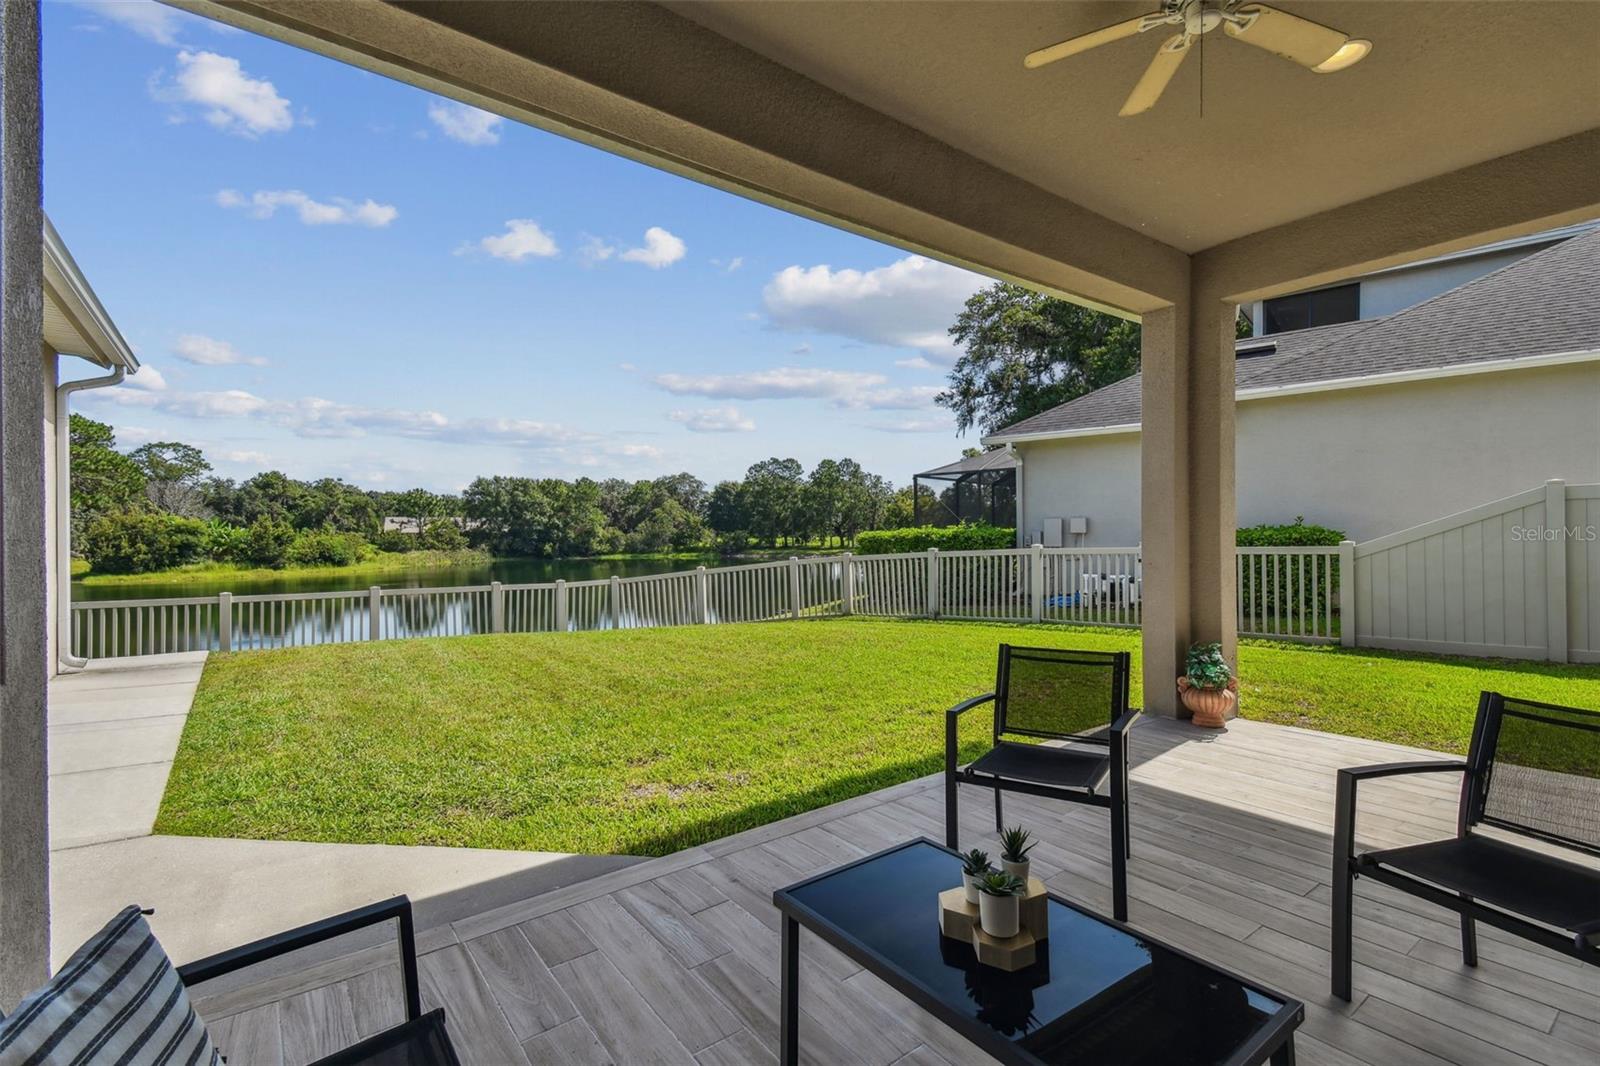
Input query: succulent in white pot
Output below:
<box><xmin>975</xmin><ymin>871</ymin><xmax>1026</xmax><ymax>938</ymax></box>
<box><xmin>960</xmin><ymin>848</ymin><xmax>993</xmax><ymax>904</ymax></box>
<box><xmin>999</xmin><ymin>826</ymin><xmax>1036</xmax><ymax>883</ymax></box>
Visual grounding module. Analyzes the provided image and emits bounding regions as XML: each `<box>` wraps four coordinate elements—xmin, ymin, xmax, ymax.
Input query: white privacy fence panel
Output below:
<box><xmin>1349</xmin><ymin>481</ymin><xmax>1597</xmax><ymax>662</ymax></box>
<box><xmin>1568</xmin><ymin>487</ymin><xmax>1600</xmax><ymax>663</ymax></box>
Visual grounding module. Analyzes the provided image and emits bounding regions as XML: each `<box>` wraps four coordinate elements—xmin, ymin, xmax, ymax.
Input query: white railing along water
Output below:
<box><xmin>71</xmin><ymin>545</ymin><xmax>1343</xmax><ymax>659</ymax></box>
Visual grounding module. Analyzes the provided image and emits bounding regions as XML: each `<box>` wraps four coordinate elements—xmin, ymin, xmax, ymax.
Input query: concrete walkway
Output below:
<box><xmin>48</xmin><ymin>656</ymin><xmax>642</xmax><ymax>968</ymax></box>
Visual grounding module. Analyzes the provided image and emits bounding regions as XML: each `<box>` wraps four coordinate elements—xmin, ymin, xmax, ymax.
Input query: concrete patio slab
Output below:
<box><xmin>51</xmin><ymin>836</ymin><xmax>642</xmax><ymax>969</ymax></box>
<box><xmin>47</xmin><ymin>715</ymin><xmax>188</xmax><ymax>775</ymax></box>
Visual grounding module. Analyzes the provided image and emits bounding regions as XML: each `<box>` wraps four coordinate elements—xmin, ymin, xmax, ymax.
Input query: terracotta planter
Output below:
<box><xmin>1178</xmin><ymin>676</ymin><xmax>1237</xmax><ymax>728</ymax></box>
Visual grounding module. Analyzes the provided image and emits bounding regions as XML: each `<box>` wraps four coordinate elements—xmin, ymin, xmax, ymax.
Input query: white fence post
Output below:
<box><xmin>1544</xmin><ymin>479</ymin><xmax>1568</xmax><ymax>662</ymax></box>
<box><xmin>554</xmin><ymin>579</ymin><xmax>568</xmax><ymax>632</ymax></box>
<box><xmin>217</xmin><ymin>592</ymin><xmax>232</xmax><ymax>652</ymax></box>
<box><xmin>788</xmin><ymin>557</ymin><xmax>802</xmax><ymax>620</ymax></box>
<box><xmin>927</xmin><ymin>548</ymin><xmax>940</xmax><ymax>619</ymax></box>
<box><xmin>490</xmin><ymin>581</ymin><xmax>504</xmax><ymax>633</ymax></box>
<box><xmin>1030</xmin><ymin>543</ymin><xmax>1045</xmax><ymax>623</ymax></box>
<box><xmin>841</xmin><ymin>553</ymin><xmax>855</xmax><ymax>615</ymax></box>
<box><xmin>368</xmin><ymin>586</ymin><xmax>382</xmax><ymax>641</ymax></box>
<box><xmin>694</xmin><ymin>566</ymin><xmax>709</xmax><ymax>624</ymax></box>
<box><xmin>1338</xmin><ymin>541</ymin><xmax>1356</xmax><ymax>647</ymax></box>
<box><xmin>609</xmin><ymin>575</ymin><xmax>622</xmax><ymax>629</ymax></box>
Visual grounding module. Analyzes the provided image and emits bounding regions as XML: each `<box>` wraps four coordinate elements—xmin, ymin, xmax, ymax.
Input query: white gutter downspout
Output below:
<box><xmin>54</xmin><ymin>366</ymin><xmax>125</xmax><ymax>671</ymax></box>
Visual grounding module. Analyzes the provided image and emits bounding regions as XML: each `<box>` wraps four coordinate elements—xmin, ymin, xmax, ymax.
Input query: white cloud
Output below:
<box><xmin>651</xmin><ymin>366</ymin><xmax>937</xmax><ymax>411</ymax></box>
<box><xmin>578</xmin><ymin>235</ymin><xmax>616</xmax><ymax>266</ymax></box>
<box><xmin>172</xmin><ymin>333</ymin><xmax>268</xmax><ymax>367</ymax></box>
<box><xmin>86</xmin><ymin>383</ymin><xmax>594</xmax><ymax>448</ymax></box>
<box><xmin>791</xmin><ymin>344</ymin><xmax>812</xmax><ymax>356</ymax></box>
<box><xmin>872</xmin><ymin>418</ymin><xmax>955</xmax><ymax>434</ymax></box>
<box><xmin>427</xmin><ymin>99</ymin><xmax>503</xmax><ymax>146</ymax></box>
<box><xmin>620</xmin><ymin>227</ymin><xmax>686</xmax><ymax>269</ymax></box>
<box><xmin>470</xmin><ymin>219</ymin><xmax>559</xmax><ymax>262</ymax></box>
<box><xmin>895</xmin><ymin>355</ymin><xmax>934</xmax><ymax>370</ymax></box>
<box><xmin>216</xmin><ymin>189</ymin><xmax>397</xmax><ymax>228</ymax></box>
<box><xmin>74</xmin><ymin>0</ymin><xmax>181</xmax><ymax>45</ymax></box>
<box><xmin>156</xmin><ymin>50</ymin><xmax>293</xmax><ymax>136</ymax></box>
<box><xmin>669</xmin><ymin>407</ymin><xmax>756</xmax><ymax>433</ymax></box>
<box><xmin>221</xmin><ymin>450</ymin><xmax>271</xmax><ymax>464</ymax></box>
<box><xmin>762</xmin><ymin>255</ymin><xmax>985</xmax><ymax>363</ymax></box>
<box><xmin>125</xmin><ymin>364</ymin><xmax>167</xmax><ymax>391</ymax></box>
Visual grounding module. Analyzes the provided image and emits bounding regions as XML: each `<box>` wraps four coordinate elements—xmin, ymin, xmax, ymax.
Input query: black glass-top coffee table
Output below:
<box><xmin>772</xmin><ymin>838</ymin><xmax>1302</xmax><ymax>1066</ymax></box>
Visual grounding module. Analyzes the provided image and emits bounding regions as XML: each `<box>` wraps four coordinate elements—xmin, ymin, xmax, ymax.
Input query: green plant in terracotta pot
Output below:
<box><xmin>1177</xmin><ymin>642</ymin><xmax>1237</xmax><ymax>727</ymax></box>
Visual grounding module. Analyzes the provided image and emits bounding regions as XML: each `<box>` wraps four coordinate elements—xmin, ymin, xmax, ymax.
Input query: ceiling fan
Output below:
<box><xmin>1025</xmin><ymin>0</ymin><xmax>1371</xmax><ymax>117</ymax></box>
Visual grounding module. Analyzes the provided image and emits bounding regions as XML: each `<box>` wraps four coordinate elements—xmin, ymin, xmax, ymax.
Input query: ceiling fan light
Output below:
<box><xmin>1224</xmin><ymin>4</ymin><xmax>1350</xmax><ymax>69</ymax></box>
<box><xmin>1312</xmin><ymin>38</ymin><xmax>1371</xmax><ymax>73</ymax></box>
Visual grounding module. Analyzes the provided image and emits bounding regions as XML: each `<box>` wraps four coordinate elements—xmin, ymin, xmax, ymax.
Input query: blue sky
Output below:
<box><xmin>44</xmin><ymin>0</ymin><xmax>994</xmax><ymax>493</ymax></box>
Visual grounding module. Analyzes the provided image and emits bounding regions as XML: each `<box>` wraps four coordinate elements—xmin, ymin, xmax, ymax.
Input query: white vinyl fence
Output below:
<box><xmin>82</xmin><ymin>482</ymin><xmax>1593</xmax><ymax>664</ymax></box>
<box><xmin>71</xmin><ymin>543</ymin><xmax>1352</xmax><ymax>660</ymax></box>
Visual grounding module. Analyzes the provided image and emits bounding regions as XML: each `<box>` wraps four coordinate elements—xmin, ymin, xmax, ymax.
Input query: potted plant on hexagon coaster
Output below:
<box><xmin>999</xmin><ymin>826</ymin><xmax>1035</xmax><ymax>882</ymax></box>
<box><xmin>975</xmin><ymin>871</ymin><xmax>1026</xmax><ymax>938</ymax></box>
<box><xmin>961</xmin><ymin>848</ymin><xmax>994</xmax><ymax>904</ymax></box>
<box><xmin>1178</xmin><ymin>641</ymin><xmax>1238</xmax><ymax>728</ymax></box>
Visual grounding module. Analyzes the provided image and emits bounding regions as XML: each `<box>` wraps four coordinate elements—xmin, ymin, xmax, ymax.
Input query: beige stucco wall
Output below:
<box><xmin>1018</xmin><ymin>361</ymin><xmax>1600</xmax><ymax>546</ymax></box>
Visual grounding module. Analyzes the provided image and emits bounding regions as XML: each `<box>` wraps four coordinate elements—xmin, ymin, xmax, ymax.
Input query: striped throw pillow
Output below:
<box><xmin>0</xmin><ymin>906</ymin><xmax>220</xmax><ymax>1066</ymax></box>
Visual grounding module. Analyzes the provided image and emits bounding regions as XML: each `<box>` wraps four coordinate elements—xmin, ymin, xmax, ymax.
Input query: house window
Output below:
<box><xmin>1262</xmin><ymin>283</ymin><xmax>1359</xmax><ymax>334</ymax></box>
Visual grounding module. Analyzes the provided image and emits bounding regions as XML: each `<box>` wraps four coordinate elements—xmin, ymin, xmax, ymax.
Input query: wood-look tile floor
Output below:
<box><xmin>194</xmin><ymin>717</ymin><xmax>1600</xmax><ymax>1065</ymax></box>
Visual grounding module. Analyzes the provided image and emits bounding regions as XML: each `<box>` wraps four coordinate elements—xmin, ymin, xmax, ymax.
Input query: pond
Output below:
<box><xmin>70</xmin><ymin>554</ymin><xmax>741</xmax><ymax>602</ymax></box>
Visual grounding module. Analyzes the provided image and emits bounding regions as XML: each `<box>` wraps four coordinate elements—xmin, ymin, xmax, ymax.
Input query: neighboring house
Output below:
<box><xmin>381</xmin><ymin>516</ymin><xmax>477</xmax><ymax>534</ymax></box>
<box><xmin>987</xmin><ymin>226</ymin><xmax>1600</xmax><ymax>546</ymax></box>
<box><xmin>42</xmin><ymin>218</ymin><xmax>140</xmax><ymax>674</ymax></box>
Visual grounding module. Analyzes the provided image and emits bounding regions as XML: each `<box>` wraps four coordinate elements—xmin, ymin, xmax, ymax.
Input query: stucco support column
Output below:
<box><xmin>0</xmin><ymin>0</ymin><xmax>50</xmax><ymax>1006</ymax></box>
<box><xmin>1139</xmin><ymin>288</ymin><xmax>1238</xmax><ymax>717</ymax></box>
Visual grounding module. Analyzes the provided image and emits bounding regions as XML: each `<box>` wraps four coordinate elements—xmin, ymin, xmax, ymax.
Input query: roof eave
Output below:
<box><xmin>43</xmin><ymin>215</ymin><xmax>139</xmax><ymax>371</ymax></box>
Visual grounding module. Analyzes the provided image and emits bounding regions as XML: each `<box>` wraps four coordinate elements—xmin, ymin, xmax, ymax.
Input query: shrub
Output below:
<box><xmin>856</xmin><ymin>524</ymin><xmax>1016</xmax><ymax>555</ymax></box>
<box><xmin>286</xmin><ymin>528</ymin><xmax>372</xmax><ymax>567</ymax></box>
<box><xmin>200</xmin><ymin>520</ymin><xmax>249</xmax><ymax>563</ymax></box>
<box><xmin>370</xmin><ymin>529</ymin><xmax>416</xmax><ymax>553</ymax></box>
<box><xmin>83</xmin><ymin>512</ymin><xmax>206</xmax><ymax>574</ymax></box>
<box><xmin>418</xmin><ymin>519</ymin><xmax>466</xmax><ymax>552</ymax></box>
<box><xmin>714</xmin><ymin>530</ymin><xmax>751</xmax><ymax>557</ymax></box>
<box><xmin>1236</xmin><ymin>517</ymin><xmax>1344</xmax><ymax>547</ymax></box>
<box><xmin>242</xmin><ymin>516</ymin><xmax>297</xmax><ymax>569</ymax></box>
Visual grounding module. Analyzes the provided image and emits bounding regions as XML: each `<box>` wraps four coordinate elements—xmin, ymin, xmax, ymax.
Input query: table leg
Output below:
<box><xmin>1269</xmin><ymin>1035</ymin><xmax>1296</xmax><ymax>1066</ymax></box>
<box><xmin>780</xmin><ymin>915</ymin><xmax>800</xmax><ymax>1066</ymax></box>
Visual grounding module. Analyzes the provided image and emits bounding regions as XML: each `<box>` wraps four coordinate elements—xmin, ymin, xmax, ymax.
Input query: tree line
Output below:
<box><xmin>68</xmin><ymin>414</ymin><xmax>932</xmax><ymax>574</ymax></box>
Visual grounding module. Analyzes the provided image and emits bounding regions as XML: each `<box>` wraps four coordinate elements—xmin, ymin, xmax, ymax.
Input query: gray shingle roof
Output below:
<box><xmin>988</xmin><ymin>228</ymin><xmax>1600</xmax><ymax>442</ymax></box>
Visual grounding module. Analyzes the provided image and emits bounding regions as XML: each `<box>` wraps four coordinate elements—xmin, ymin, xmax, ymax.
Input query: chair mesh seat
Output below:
<box><xmin>1361</xmin><ymin>836</ymin><xmax>1600</xmax><ymax>933</ymax></box>
<box><xmin>964</xmin><ymin>741</ymin><xmax>1110</xmax><ymax>792</ymax></box>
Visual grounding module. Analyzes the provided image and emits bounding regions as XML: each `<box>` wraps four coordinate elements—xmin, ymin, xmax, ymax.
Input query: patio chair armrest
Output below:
<box><xmin>176</xmin><ymin>895</ymin><xmax>422</xmax><ymax>1021</ymax></box>
<box><xmin>946</xmin><ymin>693</ymin><xmax>995</xmax><ymax>774</ymax></box>
<box><xmin>1333</xmin><ymin>762</ymin><xmax>1471</xmax><ymax>872</ymax></box>
<box><xmin>1110</xmin><ymin>707</ymin><xmax>1142</xmax><ymax>737</ymax></box>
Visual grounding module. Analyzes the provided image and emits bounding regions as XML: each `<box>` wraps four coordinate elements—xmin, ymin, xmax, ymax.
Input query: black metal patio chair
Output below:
<box><xmin>179</xmin><ymin>895</ymin><xmax>460</xmax><ymax>1065</ymax></box>
<box><xmin>945</xmin><ymin>645</ymin><xmax>1139</xmax><ymax>921</ymax></box>
<box><xmin>1331</xmin><ymin>691</ymin><xmax>1600</xmax><ymax>1001</ymax></box>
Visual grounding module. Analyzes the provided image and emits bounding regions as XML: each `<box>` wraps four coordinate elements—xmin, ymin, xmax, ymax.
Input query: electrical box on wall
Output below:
<box><xmin>1042</xmin><ymin>518</ymin><xmax>1064</xmax><ymax>548</ymax></box>
<box><xmin>1068</xmin><ymin>516</ymin><xmax>1089</xmax><ymax>535</ymax></box>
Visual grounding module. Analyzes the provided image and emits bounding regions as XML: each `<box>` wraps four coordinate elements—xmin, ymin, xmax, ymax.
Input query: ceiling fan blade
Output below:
<box><xmin>1025</xmin><ymin>15</ymin><xmax>1152</xmax><ymax>69</ymax></box>
<box><xmin>1119</xmin><ymin>35</ymin><xmax>1190</xmax><ymax>116</ymax></box>
<box><xmin>1223</xmin><ymin>3</ymin><xmax>1352</xmax><ymax>70</ymax></box>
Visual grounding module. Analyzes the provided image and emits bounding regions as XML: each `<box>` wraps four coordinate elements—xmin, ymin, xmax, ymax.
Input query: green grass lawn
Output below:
<box><xmin>154</xmin><ymin>619</ymin><xmax>1600</xmax><ymax>857</ymax></box>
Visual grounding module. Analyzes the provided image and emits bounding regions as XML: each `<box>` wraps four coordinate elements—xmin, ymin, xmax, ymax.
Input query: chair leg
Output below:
<box><xmin>1331</xmin><ymin>859</ymin><xmax>1355</xmax><ymax>1001</ymax></box>
<box><xmin>1109</xmin><ymin>792</ymin><xmax>1128</xmax><ymax>923</ymax></box>
<box><xmin>1460</xmin><ymin>898</ymin><xmax>1478</xmax><ymax>967</ymax></box>
<box><xmin>994</xmin><ymin>788</ymin><xmax>1004</xmax><ymax>833</ymax></box>
<box><xmin>945</xmin><ymin>773</ymin><xmax>959</xmax><ymax>850</ymax></box>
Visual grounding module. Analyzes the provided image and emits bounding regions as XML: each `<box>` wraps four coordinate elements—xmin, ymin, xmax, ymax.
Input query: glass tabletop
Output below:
<box><xmin>777</xmin><ymin>839</ymin><xmax>1293</xmax><ymax>1066</ymax></box>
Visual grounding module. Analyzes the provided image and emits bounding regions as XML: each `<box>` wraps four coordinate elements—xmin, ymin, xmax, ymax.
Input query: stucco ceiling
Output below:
<box><xmin>666</xmin><ymin>1</ymin><xmax>1600</xmax><ymax>252</ymax></box>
